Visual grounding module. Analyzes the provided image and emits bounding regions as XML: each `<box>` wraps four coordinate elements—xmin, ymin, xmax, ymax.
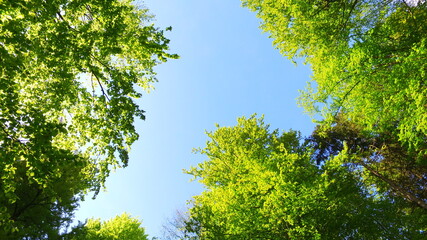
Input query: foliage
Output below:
<box><xmin>0</xmin><ymin>0</ymin><xmax>176</xmax><ymax>237</ymax></box>
<box><xmin>242</xmin><ymin>0</ymin><xmax>395</xmax><ymax>59</ymax></box>
<box><xmin>242</xmin><ymin>0</ymin><xmax>427</xmax><ymax>214</ymax></box>
<box><xmin>66</xmin><ymin>213</ymin><xmax>149</xmax><ymax>240</ymax></box>
<box><xmin>0</xmin><ymin>159</ymin><xmax>88</xmax><ymax>239</ymax></box>
<box><xmin>185</xmin><ymin>116</ymin><xmax>425</xmax><ymax>239</ymax></box>
<box><xmin>307</xmin><ymin>113</ymin><xmax>427</xmax><ymax>210</ymax></box>
<box><xmin>242</xmin><ymin>0</ymin><xmax>427</xmax><ymax>160</ymax></box>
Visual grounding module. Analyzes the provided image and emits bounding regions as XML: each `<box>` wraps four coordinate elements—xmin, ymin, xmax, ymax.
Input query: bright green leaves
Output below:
<box><xmin>186</xmin><ymin>116</ymin><xmax>423</xmax><ymax>239</ymax></box>
<box><xmin>242</xmin><ymin>0</ymin><xmax>427</xmax><ymax>160</ymax></box>
<box><xmin>67</xmin><ymin>213</ymin><xmax>149</xmax><ymax>240</ymax></box>
<box><xmin>1</xmin><ymin>0</ymin><xmax>176</xmax><ymax>188</ymax></box>
<box><xmin>1</xmin><ymin>0</ymin><xmax>176</xmax><ymax>237</ymax></box>
<box><xmin>241</xmin><ymin>0</ymin><xmax>382</xmax><ymax>59</ymax></box>
<box><xmin>242</xmin><ymin>0</ymin><xmax>427</xmax><ymax>220</ymax></box>
<box><xmin>307</xmin><ymin>16</ymin><xmax>427</xmax><ymax>160</ymax></box>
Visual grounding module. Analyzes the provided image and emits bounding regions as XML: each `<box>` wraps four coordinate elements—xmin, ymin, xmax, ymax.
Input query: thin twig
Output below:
<box><xmin>56</xmin><ymin>12</ymin><xmax>79</xmax><ymax>33</ymax></box>
<box><xmin>91</xmin><ymin>71</ymin><xmax>110</xmax><ymax>101</ymax></box>
<box><xmin>90</xmin><ymin>73</ymin><xmax>95</xmax><ymax>98</ymax></box>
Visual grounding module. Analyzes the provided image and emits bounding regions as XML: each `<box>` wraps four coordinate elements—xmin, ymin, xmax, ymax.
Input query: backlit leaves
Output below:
<box><xmin>1</xmin><ymin>0</ymin><xmax>176</xmax><ymax>237</ymax></box>
<box><xmin>185</xmin><ymin>116</ymin><xmax>424</xmax><ymax>239</ymax></box>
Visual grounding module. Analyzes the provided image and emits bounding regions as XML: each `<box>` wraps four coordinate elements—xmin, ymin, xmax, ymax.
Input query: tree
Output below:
<box><xmin>66</xmin><ymin>213</ymin><xmax>149</xmax><ymax>240</ymax></box>
<box><xmin>242</xmin><ymin>0</ymin><xmax>427</xmax><ymax>160</ymax></box>
<box><xmin>0</xmin><ymin>158</ymin><xmax>90</xmax><ymax>239</ymax></box>
<box><xmin>161</xmin><ymin>209</ymin><xmax>200</xmax><ymax>240</ymax></box>
<box><xmin>0</xmin><ymin>0</ymin><xmax>177</xmax><ymax>237</ymax></box>
<box><xmin>242</xmin><ymin>0</ymin><xmax>427</xmax><ymax>211</ymax></box>
<box><xmin>307</xmin><ymin>113</ymin><xmax>427</xmax><ymax>210</ymax></box>
<box><xmin>185</xmin><ymin>116</ymin><xmax>425</xmax><ymax>239</ymax></box>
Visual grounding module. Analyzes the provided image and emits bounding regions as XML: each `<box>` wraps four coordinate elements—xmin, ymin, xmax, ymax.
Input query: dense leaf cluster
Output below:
<box><xmin>240</xmin><ymin>0</ymin><xmax>427</xmax><ymax>211</ymax></box>
<box><xmin>242</xmin><ymin>0</ymin><xmax>427</xmax><ymax>158</ymax></box>
<box><xmin>65</xmin><ymin>213</ymin><xmax>148</xmax><ymax>240</ymax></box>
<box><xmin>184</xmin><ymin>116</ymin><xmax>426</xmax><ymax>239</ymax></box>
<box><xmin>0</xmin><ymin>0</ymin><xmax>176</xmax><ymax>238</ymax></box>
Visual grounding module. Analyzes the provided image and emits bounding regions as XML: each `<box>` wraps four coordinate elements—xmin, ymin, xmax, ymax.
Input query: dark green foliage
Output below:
<box><xmin>307</xmin><ymin>114</ymin><xmax>427</xmax><ymax>210</ymax></box>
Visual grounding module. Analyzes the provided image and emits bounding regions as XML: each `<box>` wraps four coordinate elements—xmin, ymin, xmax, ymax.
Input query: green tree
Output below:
<box><xmin>0</xmin><ymin>158</ymin><xmax>90</xmax><ymax>239</ymax></box>
<box><xmin>242</xmin><ymin>0</ymin><xmax>427</xmax><ymax>211</ymax></box>
<box><xmin>307</xmin><ymin>113</ymin><xmax>427</xmax><ymax>210</ymax></box>
<box><xmin>242</xmin><ymin>0</ymin><xmax>427</xmax><ymax>160</ymax></box>
<box><xmin>0</xmin><ymin>0</ymin><xmax>177</xmax><ymax>237</ymax></box>
<box><xmin>66</xmin><ymin>213</ymin><xmax>149</xmax><ymax>240</ymax></box>
<box><xmin>185</xmin><ymin>116</ymin><xmax>425</xmax><ymax>239</ymax></box>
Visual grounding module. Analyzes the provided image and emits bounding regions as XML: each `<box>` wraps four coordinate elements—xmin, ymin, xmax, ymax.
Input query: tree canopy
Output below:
<box><xmin>0</xmin><ymin>0</ymin><xmax>176</xmax><ymax>237</ymax></box>
<box><xmin>242</xmin><ymin>0</ymin><xmax>427</xmax><ymax>212</ymax></box>
<box><xmin>179</xmin><ymin>1</ymin><xmax>427</xmax><ymax>238</ymax></box>
<box><xmin>184</xmin><ymin>116</ymin><xmax>425</xmax><ymax>239</ymax></box>
<box><xmin>66</xmin><ymin>213</ymin><xmax>149</xmax><ymax>240</ymax></box>
<box><xmin>2</xmin><ymin>0</ymin><xmax>427</xmax><ymax>238</ymax></box>
<box><xmin>242</xmin><ymin>0</ymin><xmax>427</xmax><ymax>160</ymax></box>
<box><xmin>307</xmin><ymin>113</ymin><xmax>427</xmax><ymax>210</ymax></box>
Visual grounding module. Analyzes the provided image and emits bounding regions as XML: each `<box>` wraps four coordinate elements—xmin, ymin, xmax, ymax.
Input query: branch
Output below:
<box><xmin>401</xmin><ymin>0</ymin><xmax>415</xmax><ymax>17</ymax></box>
<box><xmin>359</xmin><ymin>161</ymin><xmax>427</xmax><ymax>210</ymax></box>
<box><xmin>0</xmin><ymin>121</ymin><xmax>31</xmax><ymax>153</ymax></box>
<box><xmin>91</xmin><ymin>71</ymin><xmax>110</xmax><ymax>101</ymax></box>
<box><xmin>340</xmin><ymin>0</ymin><xmax>359</xmax><ymax>33</ymax></box>
<box><xmin>90</xmin><ymin>73</ymin><xmax>95</xmax><ymax>98</ymax></box>
<box><xmin>90</xmin><ymin>53</ymin><xmax>112</xmax><ymax>72</ymax></box>
<box><xmin>333</xmin><ymin>79</ymin><xmax>361</xmax><ymax>117</ymax></box>
<box><xmin>11</xmin><ymin>188</ymin><xmax>43</xmax><ymax>221</ymax></box>
<box><xmin>56</xmin><ymin>12</ymin><xmax>79</xmax><ymax>33</ymax></box>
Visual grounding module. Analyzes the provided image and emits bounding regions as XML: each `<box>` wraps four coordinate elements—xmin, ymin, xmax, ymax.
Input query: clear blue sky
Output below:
<box><xmin>74</xmin><ymin>0</ymin><xmax>314</xmax><ymax>238</ymax></box>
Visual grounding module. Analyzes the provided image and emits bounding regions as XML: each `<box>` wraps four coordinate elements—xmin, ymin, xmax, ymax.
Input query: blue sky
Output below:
<box><xmin>74</xmin><ymin>0</ymin><xmax>314</xmax><ymax>238</ymax></box>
